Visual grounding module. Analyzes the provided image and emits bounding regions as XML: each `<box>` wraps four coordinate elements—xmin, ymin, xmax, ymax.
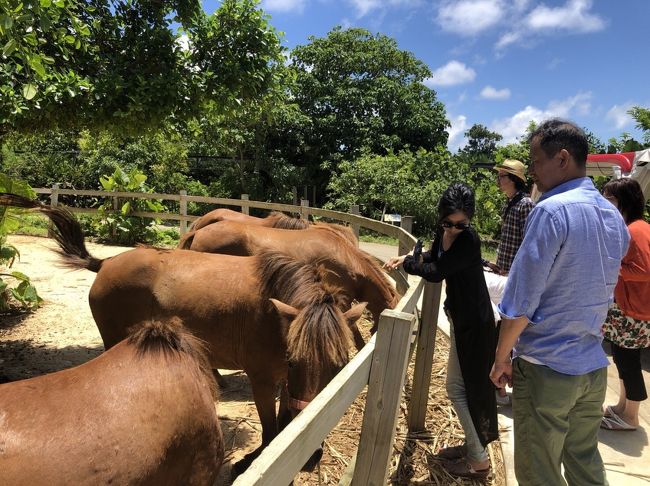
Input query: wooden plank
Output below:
<box><xmin>407</xmin><ymin>282</ymin><xmax>442</xmax><ymax>432</ymax></box>
<box><xmin>352</xmin><ymin>310</ymin><xmax>416</xmax><ymax>486</ymax></box>
<box><xmin>232</xmin><ymin>335</ymin><xmax>377</xmax><ymax>486</ymax></box>
<box><xmin>55</xmin><ymin>189</ymin><xmax>181</xmax><ymax>201</ymax></box>
<box><xmin>394</xmin><ymin>277</ymin><xmax>424</xmax><ymax>315</ymax></box>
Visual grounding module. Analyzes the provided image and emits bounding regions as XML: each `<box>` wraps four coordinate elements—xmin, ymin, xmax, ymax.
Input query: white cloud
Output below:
<box><xmin>606</xmin><ymin>103</ymin><xmax>635</xmax><ymax>130</ymax></box>
<box><xmin>436</xmin><ymin>0</ymin><xmax>506</xmax><ymax>36</ymax></box>
<box><xmin>425</xmin><ymin>61</ymin><xmax>476</xmax><ymax>87</ymax></box>
<box><xmin>436</xmin><ymin>0</ymin><xmax>505</xmax><ymax>37</ymax></box>
<box><xmin>347</xmin><ymin>0</ymin><xmax>421</xmax><ymax>18</ymax></box>
<box><xmin>262</xmin><ymin>0</ymin><xmax>307</xmax><ymax>13</ymax></box>
<box><xmin>490</xmin><ymin>91</ymin><xmax>592</xmax><ymax>143</ymax></box>
<box><xmin>480</xmin><ymin>85</ymin><xmax>511</xmax><ymax>100</ymax></box>
<box><xmin>526</xmin><ymin>0</ymin><xmax>605</xmax><ymax>32</ymax></box>
<box><xmin>447</xmin><ymin>114</ymin><xmax>469</xmax><ymax>151</ymax></box>
<box><xmin>176</xmin><ymin>34</ymin><xmax>190</xmax><ymax>51</ymax></box>
<box><xmin>497</xmin><ymin>0</ymin><xmax>606</xmax><ymax>51</ymax></box>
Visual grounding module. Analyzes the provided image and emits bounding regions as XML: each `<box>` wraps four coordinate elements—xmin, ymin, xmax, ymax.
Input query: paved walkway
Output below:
<box><xmin>360</xmin><ymin>241</ymin><xmax>650</xmax><ymax>485</ymax></box>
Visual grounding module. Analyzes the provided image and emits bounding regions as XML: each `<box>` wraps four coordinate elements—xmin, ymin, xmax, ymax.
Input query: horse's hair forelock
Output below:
<box><xmin>256</xmin><ymin>251</ymin><xmax>352</xmax><ymax>369</ymax></box>
<box><xmin>268</xmin><ymin>211</ymin><xmax>310</xmax><ymax>229</ymax></box>
<box><xmin>127</xmin><ymin>318</ymin><xmax>218</xmax><ymax>399</ymax></box>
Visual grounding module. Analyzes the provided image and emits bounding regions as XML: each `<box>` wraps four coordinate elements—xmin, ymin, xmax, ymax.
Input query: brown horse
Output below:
<box><xmin>181</xmin><ymin>207</ymin><xmax>358</xmax><ymax>247</ymax></box>
<box><xmin>1</xmin><ymin>194</ymin><xmax>366</xmax><ymax>475</ymax></box>
<box><xmin>0</xmin><ymin>317</ymin><xmax>223</xmax><ymax>486</ymax></box>
<box><xmin>189</xmin><ymin>207</ymin><xmax>308</xmax><ymax>231</ymax></box>
<box><xmin>178</xmin><ymin>220</ymin><xmax>400</xmax><ymax>339</ymax></box>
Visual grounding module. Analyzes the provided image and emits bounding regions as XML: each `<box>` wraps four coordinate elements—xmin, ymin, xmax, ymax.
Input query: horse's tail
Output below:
<box><xmin>128</xmin><ymin>317</ymin><xmax>217</xmax><ymax>398</ymax></box>
<box><xmin>177</xmin><ymin>230</ymin><xmax>195</xmax><ymax>249</ymax></box>
<box><xmin>0</xmin><ymin>193</ymin><xmax>103</xmax><ymax>273</ymax></box>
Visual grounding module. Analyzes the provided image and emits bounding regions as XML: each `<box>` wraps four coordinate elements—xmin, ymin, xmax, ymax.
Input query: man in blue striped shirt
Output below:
<box><xmin>490</xmin><ymin>119</ymin><xmax>629</xmax><ymax>485</ymax></box>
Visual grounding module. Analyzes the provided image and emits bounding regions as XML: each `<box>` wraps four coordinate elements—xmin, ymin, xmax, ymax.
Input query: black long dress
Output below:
<box><xmin>402</xmin><ymin>227</ymin><xmax>498</xmax><ymax>447</ymax></box>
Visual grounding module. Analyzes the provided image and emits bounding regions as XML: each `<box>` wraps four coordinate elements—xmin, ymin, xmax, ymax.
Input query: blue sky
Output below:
<box><xmin>203</xmin><ymin>0</ymin><xmax>650</xmax><ymax>151</ymax></box>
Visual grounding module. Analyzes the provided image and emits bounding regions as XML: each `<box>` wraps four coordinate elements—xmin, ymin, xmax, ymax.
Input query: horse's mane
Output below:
<box><xmin>267</xmin><ymin>211</ymin><xmax>310</xmax><ymax>230</ymax></box>
<box><xmin>307</xmin><ymin>226</ymin><xmax>401</xmax><ymax>308</ymax></box>
<box><xmin>128</xmin><ymin>318</ymin><xmax>217</xmax><ymax>398</ymax></box>
<box><xmin>257</xmin><ymin>251</ymin><xmax>352</xmax><ymax>369</ymax></box>
<box><xmin>312</xmin><ymin>222</ymin><xmax>357</xmax><ymax>245</ymax></box>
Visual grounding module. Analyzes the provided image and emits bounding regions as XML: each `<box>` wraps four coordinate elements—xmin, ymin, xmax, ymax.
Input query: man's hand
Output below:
<box><xmin>483</xmin><ymin>260</ymin><xmax>504</xmax><ymax>275</ymax></box>
<box><xmin>490</xmin><ymin>360</ymin><xmax>513</xmax><ymax>389</ymax></box>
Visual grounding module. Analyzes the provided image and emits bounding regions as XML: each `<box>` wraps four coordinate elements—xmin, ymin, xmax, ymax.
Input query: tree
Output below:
<box><xmin>288</xmin><ymin>27</ymin><xmax>449</xmax><ymax>199</ymax></box>
<box><xmin>628</xmin><ymin>106</ymin><xmax>650</xmax><ymax>146</ymax></box>
<box><xmin>1</xmin><ymin>0</ymin><xmax>285</xmax><ymax>135</ymax></box>
<box><xmin>459</xmin><ymin>124</ymin><xmax>502</xmax><ymax>162</ymax></box>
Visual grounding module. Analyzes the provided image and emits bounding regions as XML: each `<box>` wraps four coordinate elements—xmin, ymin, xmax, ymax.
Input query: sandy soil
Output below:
<box><xmin>1</xmin><ymin>235</ymin><xmax>503</xmax><ymax>486</ymax></box>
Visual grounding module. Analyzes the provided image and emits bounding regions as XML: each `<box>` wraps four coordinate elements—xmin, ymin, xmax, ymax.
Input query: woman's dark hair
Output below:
<box><xmin>438</xmin><ymin>182</ymin><xmax>475</xmax><ymax>222</ymax></box>
<box><xmin>506</xmin><ymin>173</ymin><xmax>528</xmax><ymax>192</ymax></box>
<box><xmin>528</xmin><ymin>118</ymin><xmax>588</xmax><ymax>167</ymax></box>
<box><xmin>603</xmin><ymin>178</ymin><xmax>645</xmax><ymax>223</ymax></box>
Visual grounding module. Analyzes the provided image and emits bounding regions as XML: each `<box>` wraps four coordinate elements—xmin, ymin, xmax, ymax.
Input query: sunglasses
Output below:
<box><xmin>440</xmin><ymin>220</ymin><xmax>470</xmax><ymax>230</ymax></box>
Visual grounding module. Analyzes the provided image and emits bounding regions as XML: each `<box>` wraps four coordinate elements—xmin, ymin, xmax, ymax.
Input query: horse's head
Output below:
<box><xmin>270</xmin><ymin>295</ymin><xmax>366</xmax><ymax>471</ymax></box>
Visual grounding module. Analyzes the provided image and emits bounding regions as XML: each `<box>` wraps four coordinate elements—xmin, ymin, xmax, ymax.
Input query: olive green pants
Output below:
<box><xmin>512</xmin><ymin>358</ymin><xmax>608</xmax><ymax>486</ymax></box>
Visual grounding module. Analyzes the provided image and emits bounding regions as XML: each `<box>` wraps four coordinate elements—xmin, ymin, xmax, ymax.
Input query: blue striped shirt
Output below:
<box><xmin>498</xmin><ymin>177</ymin><xmax>630</xmax><ymax>375</ymax></box>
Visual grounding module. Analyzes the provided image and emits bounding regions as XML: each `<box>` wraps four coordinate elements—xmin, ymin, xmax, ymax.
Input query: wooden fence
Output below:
<box><xmin>34</xmin><ymin>186</ymin><xmax>442</xmax><ymax>485</ymax></box>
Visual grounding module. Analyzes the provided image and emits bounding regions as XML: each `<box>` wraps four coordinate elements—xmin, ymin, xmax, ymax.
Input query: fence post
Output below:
<box><xmin>241</xmin><ymin>194</ymin><xmax>250</xmax><ymax>215</ymax></box>
<box><xmin>398</xmin><ymin>216</ymin><xmax>413</xmax><ymax>255</ymax></box>
<box><xmin>351</xmin><ymin>309</ymin><xmax>416</xmax><ymax>486</ymax></box>
<box><xmin>407</xmin><ymin>281</ymin><xmax>442</xmax><ymax>431</ymax></box>
<box><xmin>179</xmin><ymin>190</ymin><xmax>188</xmax><ymax>235</ymax></box>
<box><xmin>47</xmin><ymin>183</ymin><xmax>60</xmax><ymax>238</ymax></box>
<box><xmin>300</xmin><ymin>198</ymin><xmax>310</xmax><ymax>220</ymax></box>
<box><xmin>292</xmin><ymin>186</ymin><xmax>298</xmax><ymax>206</ymax></box>
<box><xmin>349</xmin><ymin>204</ymin><xmax>360</xmax><ymax>241</ymax></box>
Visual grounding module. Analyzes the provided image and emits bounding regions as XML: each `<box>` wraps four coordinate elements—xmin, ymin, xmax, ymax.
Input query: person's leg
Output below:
<box><xmin>512</xmin><ymin>358</ymin><xmax>584</xmax><ymax>486</ymax></box>
<box><xmin>563</xmin><ymin>367</ymin><xmax>608</xmax><ymax>486</ymax></box>
<box><xmin>445</xmin><ymin>325</ymin><xmax>489</xmax><ymax>468</ymax></box>
<box><xmin>611</xmin><ymin>344</ymin><xmax>646</xmax><ymax>426</ymax></box>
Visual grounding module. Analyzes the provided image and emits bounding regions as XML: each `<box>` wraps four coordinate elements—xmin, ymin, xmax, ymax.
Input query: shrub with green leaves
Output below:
<box><xmin>93</xmin><ymin>167</ymin><xmax>165</xmax><ymax>245</ymax></box>
<box><xmin>0</xmin><ymin>174</ymin><xmax>42</xmax><ymax>312</ymax></box>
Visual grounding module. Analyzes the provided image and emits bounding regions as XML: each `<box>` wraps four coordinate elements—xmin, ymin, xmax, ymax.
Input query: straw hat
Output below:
<box><xmin>493</xmin><ymin>159</ymin><xmax>527</xmax><ymax>183</ymax></box>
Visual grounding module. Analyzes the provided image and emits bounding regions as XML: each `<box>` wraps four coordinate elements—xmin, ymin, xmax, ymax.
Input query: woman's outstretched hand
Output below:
<box><xmin>383</xmin><ymin>255</ymin><xmax>406</xmax><ymax>271</ymax></box>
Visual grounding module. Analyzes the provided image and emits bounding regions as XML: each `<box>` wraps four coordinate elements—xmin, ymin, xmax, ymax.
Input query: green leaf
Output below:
<box><xmin>10</xmin><ymin>271</ymin><xmax>29</xmax><ymax>281</ymax></box>
<box><xmin>2</xmin><ymin>39</ymin><xmax>17</xmax><ymax>57</ymax></box>
<box><xmin>40</xmin><ymin>0</ymin><xmax>52</xmax><ymax>7</ymax></box>
<box><xmin>22</xmin><ymin>83</ymin><xmax>37</xmax><ymax>100</ymax></box>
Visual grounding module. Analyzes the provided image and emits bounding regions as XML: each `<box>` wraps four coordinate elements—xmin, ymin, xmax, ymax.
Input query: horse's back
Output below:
<box><xmin>88</xmin><ymin>248</ymin><xmax>262</xmax><ymax>352</ymax></box>
<box><xmin>0</xmin><ymin>333</ymin><xmax>223</xmax><ymax>485</ymax></box>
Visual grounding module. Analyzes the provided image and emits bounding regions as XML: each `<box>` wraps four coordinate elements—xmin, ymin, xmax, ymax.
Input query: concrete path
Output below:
<box><xmin>360</xmin><ymin>241</ymin><xmax>650</xmax><ymax>485</ymax></box>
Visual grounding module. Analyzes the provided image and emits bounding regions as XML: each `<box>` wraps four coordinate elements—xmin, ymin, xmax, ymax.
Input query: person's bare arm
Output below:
<box><xmin>490</xmin><ymin>315</ymin><xmax>529</xmax><ymax>388</ymax></box>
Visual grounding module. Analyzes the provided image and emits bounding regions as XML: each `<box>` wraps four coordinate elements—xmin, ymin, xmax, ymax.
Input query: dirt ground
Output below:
<box><xmin>1</xmin><ymin>235</ymin><xmax>504</xmax><ymax>485</ymax></box>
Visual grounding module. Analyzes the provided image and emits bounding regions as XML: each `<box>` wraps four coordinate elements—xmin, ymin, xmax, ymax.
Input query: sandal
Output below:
<box><xmin>435</xmin><ymin>444</ymin><xmax>467</xmax><ymax>460</ymax></box>
<box><xmin>600</xmin><ymin>409</ymin><xmax>637</xmax><ymax>431</ymax></box>
<box><xmin>444</xmin><ymin>460</ymin><xmax>491</xmax><ymax>479</ymax></box>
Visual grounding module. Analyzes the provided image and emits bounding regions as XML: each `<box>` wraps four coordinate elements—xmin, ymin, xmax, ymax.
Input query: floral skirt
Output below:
<box><xmin>602</xmin><ymin>303</ymin><xmax>650</xmax><ymax>349</ymax></box>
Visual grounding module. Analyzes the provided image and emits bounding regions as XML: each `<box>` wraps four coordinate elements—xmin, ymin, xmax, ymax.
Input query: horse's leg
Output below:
<box><xmin>231</xmin><ymin>379</ymin><xmax>278</xmax><ymax>477</ymax></box>
<box><xmin>351</xmin><ymin>321</ymin><xmax>366</xmax><ymax>351</ymax></box>
<box><xmin>212</xmin><ymin>369</ymin><xmax>228</xmax><ymax>389</ymax></box>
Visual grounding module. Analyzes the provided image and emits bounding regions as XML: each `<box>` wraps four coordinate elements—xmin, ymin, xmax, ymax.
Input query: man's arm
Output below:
<box><xmin>490</xmin><ymin>315</ymin><xmax>529</xmax><ymax>388</ymax></box>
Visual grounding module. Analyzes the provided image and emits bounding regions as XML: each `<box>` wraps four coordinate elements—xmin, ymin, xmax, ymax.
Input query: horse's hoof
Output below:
<box><xmin>231</xmin><ymin>451</ymin><xmax>259</xmax><ymax>479</ymax></box>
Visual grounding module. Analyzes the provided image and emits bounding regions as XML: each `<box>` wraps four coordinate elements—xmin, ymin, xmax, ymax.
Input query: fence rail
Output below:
<box><xmin>33</xmin><ymin>186</ymin><xmax>442</xmax><ymax>485</ymax></box>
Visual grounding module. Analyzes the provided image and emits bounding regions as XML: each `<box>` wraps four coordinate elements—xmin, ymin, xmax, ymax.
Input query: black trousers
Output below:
<box><xmin>611</xmin><ymin>343</ymin><xmax>648</xmax><ymax>401</ymax></box>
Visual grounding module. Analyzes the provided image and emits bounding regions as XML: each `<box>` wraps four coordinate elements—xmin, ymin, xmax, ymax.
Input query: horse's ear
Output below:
<box><xmin>269</xmin><ymin>298</ymin><xmax>299</xmax><ymax>322</ymax></box>
<box><xmin>343</xmin><ymin>302</ymin><xmax>367</xmax><ymax>326</ymax></box>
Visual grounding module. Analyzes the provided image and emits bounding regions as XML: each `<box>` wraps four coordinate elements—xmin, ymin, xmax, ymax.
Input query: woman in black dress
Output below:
<box><xmin>385</xmin><ymin>183</ymin><xmax>498</xmax><ymax>479</ymax></box>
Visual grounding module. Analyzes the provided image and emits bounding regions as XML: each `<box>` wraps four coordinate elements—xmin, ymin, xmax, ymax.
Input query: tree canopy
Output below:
<box><xmin>1</xmin><ymin>0</ymin><xmax>285</xmax><ymax>135</ymax></box>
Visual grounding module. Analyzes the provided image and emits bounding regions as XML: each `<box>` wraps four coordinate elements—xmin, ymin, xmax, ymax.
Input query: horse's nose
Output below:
<box><xmin>300</xmin><ymin>445</ymin><xmax>324</xmax><ymax>472</ymax></box>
